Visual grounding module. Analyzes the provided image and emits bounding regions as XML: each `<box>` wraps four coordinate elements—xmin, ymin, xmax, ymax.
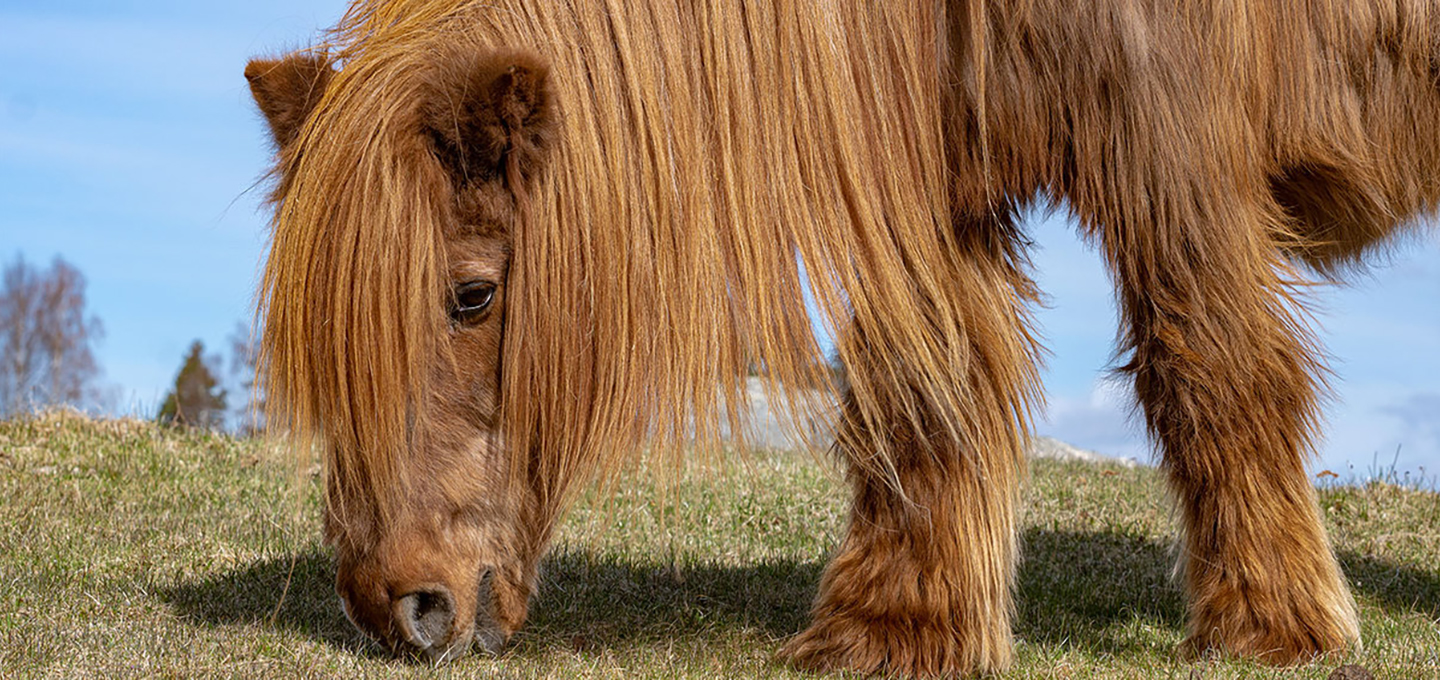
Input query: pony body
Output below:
<box><xmin>250</xmin><ymin>0</ymin><xmax>1436</xmax><ymax>675</ymax></box>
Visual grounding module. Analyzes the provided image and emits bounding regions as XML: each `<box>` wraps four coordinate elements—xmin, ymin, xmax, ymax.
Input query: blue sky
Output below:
<box><xmin>1</xmin><ymin>1</ymin><xmax>1436</xmax><ymax>478</ymax></box>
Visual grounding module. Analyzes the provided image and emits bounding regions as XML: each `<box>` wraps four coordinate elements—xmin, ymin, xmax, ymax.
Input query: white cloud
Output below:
<box><xmin>1318</xmin><ymin>389</ymin><xmax>1440</xmax><ymax>479</ymax></box>
<box><xmin>1381</xmin><ymin>392</ymin><xmax>1440</xmax><ymax>440</ymax></box>
<box><xmin>1038</xmin><ymin>380</ymin><xmax>1150</xmax><ymax>463</ymax></box>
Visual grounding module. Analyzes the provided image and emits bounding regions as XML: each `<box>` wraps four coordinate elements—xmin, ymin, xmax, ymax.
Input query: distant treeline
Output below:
<box><xmin>1</xmin><ymin>252</ymin><xmax>262</xmax><ymax>434</ymax></box>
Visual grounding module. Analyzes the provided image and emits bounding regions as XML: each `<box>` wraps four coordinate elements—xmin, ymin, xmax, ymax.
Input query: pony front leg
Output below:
<box><xmin>781</xmin><ymin>258</ymin><xmax>1036</xmax><ymax>677</ymax></box>
<box><xmin>780</xmin><ymin>401</ymin><xmax>1022</xmax><ymax>677</ymax></box>
<box><xmin>1100</xmin><ymin>195</ymin><xmax>1362</xmax><ymax>663</ymax></box>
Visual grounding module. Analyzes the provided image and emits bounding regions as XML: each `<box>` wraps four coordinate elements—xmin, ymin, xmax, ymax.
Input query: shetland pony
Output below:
<box><xmin>247</xmin><ymin>0</ymin><xmax>1437</xmax><ymax>675</ymax></box>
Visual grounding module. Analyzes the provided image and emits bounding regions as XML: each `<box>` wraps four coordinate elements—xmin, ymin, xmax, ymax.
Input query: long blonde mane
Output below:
<box><xmin>262</xmin><ymin>0</ymin><xmax>1038</xmax><ymax>524</ymax></box>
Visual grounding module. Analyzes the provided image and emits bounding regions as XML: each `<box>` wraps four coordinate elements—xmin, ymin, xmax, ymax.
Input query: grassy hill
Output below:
<box><xmin>2</xmin><ymin>412</ymin><xmax>1437</xmax><ymax>678</ymax></box>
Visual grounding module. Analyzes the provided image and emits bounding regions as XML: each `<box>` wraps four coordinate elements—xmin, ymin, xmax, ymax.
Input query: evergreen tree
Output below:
<box><xmin>157</xmin><ymin>340</ymin><xmax>227</xmax><ymax>430</ymax></box>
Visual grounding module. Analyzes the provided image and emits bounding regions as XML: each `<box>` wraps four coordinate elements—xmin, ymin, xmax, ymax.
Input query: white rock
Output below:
<box><xmin>734</xmin><ymin>378</ymin><xmax>1142</xmax><ymax>467</ymax></box>
<box><xmin>1027</xmin><ymin>435</ymin><xmax>1139</xmax><ymax>468</ymax></box>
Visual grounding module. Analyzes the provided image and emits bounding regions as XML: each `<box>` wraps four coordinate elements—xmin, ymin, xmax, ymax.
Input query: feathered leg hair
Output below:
<box><xmin>782</xmin><ymin>211</ymin><xmax>1041</xmax><ymax>677</ymax></box>
<box><xmin>1098</xmin><ymin>183</ymin><xmax>1361</xmax><ymax>662</ymax></box>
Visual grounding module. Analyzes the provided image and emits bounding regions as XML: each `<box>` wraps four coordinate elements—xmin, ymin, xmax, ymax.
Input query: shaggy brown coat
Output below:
<box><xmin>252</xmin><ymin>0</ymin><xmax>1437</xmax><ymax>676</ymax></box>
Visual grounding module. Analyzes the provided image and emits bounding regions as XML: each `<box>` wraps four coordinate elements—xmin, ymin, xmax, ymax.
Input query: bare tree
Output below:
<box><xmin>226</xmin><ymin>320</ymin><xmax>264</xmax><ymax>435</ymax></box>
<box><xmin>0</xmin><ymin>255</ymin><xmax>104</xmax><ymax>417</ymax></box>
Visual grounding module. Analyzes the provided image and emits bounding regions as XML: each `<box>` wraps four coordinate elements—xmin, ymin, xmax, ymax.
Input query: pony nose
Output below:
<box><xmin>394</xmin><ymin>588</ymin><xmax>456</xmax><ymax>656</ymax></box>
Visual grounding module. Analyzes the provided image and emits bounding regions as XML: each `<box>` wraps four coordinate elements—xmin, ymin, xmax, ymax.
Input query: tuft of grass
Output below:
<box><xmin>1</xmin><ymin>412</ymin><xmax>1437</xmax><ymax>678</ymax></box>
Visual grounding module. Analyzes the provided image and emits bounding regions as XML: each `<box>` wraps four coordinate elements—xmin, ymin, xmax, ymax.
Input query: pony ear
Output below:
<box><xmin>244</xmin><ymin>54</ymin><xmax>335</xmax><ymax>149</ymax></box>
<box><xmin>422</xmin><ymin>50</ymin><xmax>555</xmax><ymax>186</ymax></box>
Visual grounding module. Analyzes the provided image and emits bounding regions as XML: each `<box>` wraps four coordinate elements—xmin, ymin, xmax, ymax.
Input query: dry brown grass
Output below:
<box><xmin>2</xmin><ymin>413</ymin><xmax>1437</xmax><ymax>678</ymax></box>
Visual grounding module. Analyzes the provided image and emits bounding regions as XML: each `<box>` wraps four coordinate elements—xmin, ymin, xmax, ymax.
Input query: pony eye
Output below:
<box><xmin>451</xmin><ymin>280</ymin><xmax>497</xmax><ymax>325</ymax></box>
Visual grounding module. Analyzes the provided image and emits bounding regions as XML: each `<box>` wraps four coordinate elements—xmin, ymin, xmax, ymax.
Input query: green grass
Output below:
<box><xmin>1</xmin><ymin>412</ymin><xmax>1437</xmax><ymax>678</ymax></box>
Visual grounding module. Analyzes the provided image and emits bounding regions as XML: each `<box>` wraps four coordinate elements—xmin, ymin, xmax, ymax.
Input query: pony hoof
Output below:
<box><xmin>779</xmin><ymin>613</ymin><xmax>1008</xmax><ymax>679</ymax></box>
<box><xmin>1179</xmin><ymin>613</ymin><xmax>1360</xmax><ymax>666</ymax></box>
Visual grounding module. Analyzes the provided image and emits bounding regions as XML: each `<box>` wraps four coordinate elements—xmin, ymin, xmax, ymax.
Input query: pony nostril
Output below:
<box><xmin>473</xmin><ymin>570</ymin><xmax>506</xmax><ymax>655</ymax></box>
<box><xmin>394</xmin><ymin>588</ymin><xmax>456</xmax><ymax>651</ymax></box>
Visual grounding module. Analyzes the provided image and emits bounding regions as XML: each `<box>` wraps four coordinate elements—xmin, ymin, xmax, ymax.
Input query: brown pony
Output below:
<box><xmin>245</xmin><ymin>0</ymin><xmax>1436</xmax><ymax>676</ymax></box>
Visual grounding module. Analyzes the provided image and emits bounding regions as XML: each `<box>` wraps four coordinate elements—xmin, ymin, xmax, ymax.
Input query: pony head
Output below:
<box><xmin>247</xmin><ymin>42</ymin><xmax>555</xmax><ymax>660</ymax></box>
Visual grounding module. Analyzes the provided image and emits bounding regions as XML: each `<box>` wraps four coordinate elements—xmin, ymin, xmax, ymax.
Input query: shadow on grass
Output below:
<box><xmin>517</xmin><ymin>550</ymin><xmax>821</xmax><ymax>650</ymax></box>
<box><xmin>159</xmin><ymin>551</ymin><xmax>372</xmax><ymax>655</ymax></box>
<box><xmin>160</xmin><ymin>529</ymin><xmax>1440</xmax><ymax>658</ymax></box>
<box><xmin>159</xmin><ymin>548</ymin><xmax>823</xmax><ymax>655</ymax></box>
<box><xmin>1340</xmin><ymin>549</ymin><xmax>1440</xmax><ymax>619</ymax></box>
<box><xmin>1015</xmin><ymin>529</ymin><xmax>1185</xmax><ymax>655</ymax></box>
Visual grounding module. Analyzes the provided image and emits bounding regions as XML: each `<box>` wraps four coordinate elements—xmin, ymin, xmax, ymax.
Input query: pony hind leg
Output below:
<box><xmin>1098</xmin><ymin>192</ymin><xmax>1361</xmax><ymax>663</ymax></box>
<box><xmin>780</xmin><ymin>222</ymin><xmax>1040</xmax><ymax>677</ymax></box>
